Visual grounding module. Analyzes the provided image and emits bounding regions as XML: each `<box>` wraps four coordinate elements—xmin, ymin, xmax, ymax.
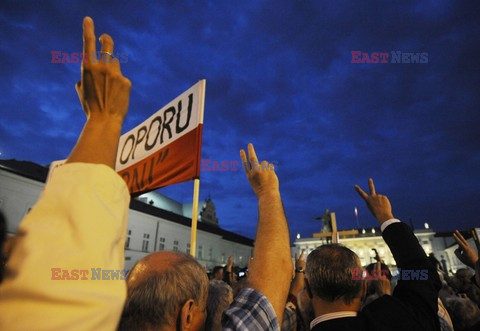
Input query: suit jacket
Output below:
<box><xmin>312</xmin><ymin>222</ymin><xmax>441</xmax><ymax>331</ymax></box>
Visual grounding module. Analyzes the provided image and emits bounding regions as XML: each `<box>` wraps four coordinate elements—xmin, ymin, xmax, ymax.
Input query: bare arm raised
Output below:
<box><xmin>0</xmin><ymin>17</ymin><xmax>132</xmax><ymax>330</ymax></box>
<box><xmin>289</xmin><ymin>251</ymin><xmax>306</xmax><ymax>299</ymax></box>
<box><xmin>240</xmin><ymin>143</ymin><xmax>293</xmax><ymax>324</ymax></box>
<box><xmin>67</xmin><ymin>16</ymin><xmax>131</xmax><ymax>168</ymax></box>
<box><xmin>453</xmin><ymin>230</ymin><xmax>480</xmax><ymax>286</ymax></box>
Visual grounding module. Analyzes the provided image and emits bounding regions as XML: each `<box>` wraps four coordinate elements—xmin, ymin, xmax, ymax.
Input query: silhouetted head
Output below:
<box><xmin>306</xmin><ymin>244</ymin><xmax>365</xmax><ymax>309</ymax></box>
<box><xmin>119</xmin><ymin>251</ymin><xmax>208</xmax><ymax>331</ymax></box>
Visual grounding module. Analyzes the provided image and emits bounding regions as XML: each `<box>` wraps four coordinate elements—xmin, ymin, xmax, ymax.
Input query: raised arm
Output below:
<box><xmin>289</xmin><ymin>251</ymin><xmax>306</xmax><ymax>299</ymax></box>
<box><xmin>240</xmin><ymin>143</ymin><xmax>293</xmax><ymax>324</ymax></box>
<box><xmin>355</xmin><ymin>179</ymin><xmax>440</xmax><ymax>326</ymax></box>
<box><xmin>223</xmin><ymin>255</ymin><xmax>234</xmax><ymax>285</ymax></box>
<box><xmin>67</xmin><ymin>16</ymin><xmax>131</xmax><ymax>168</ymax></box>
<box><xmin>0</xmin><ymin>17</ymin><xmax>132</xmax><ymax>330</ymax></box>
<box><xmin>355</xmin><ymin>179</ymin><xmax>437</xmax><ymax>273</ymax></box>
<box><xmin>354</xmin><ymin>178</ymin><xmax>393</xmax><ymax>225</ymax></box>
<box><xmin>453</xmin><ymin>230</ymin><xmax>480</xmax><ymax>287</ymax></box>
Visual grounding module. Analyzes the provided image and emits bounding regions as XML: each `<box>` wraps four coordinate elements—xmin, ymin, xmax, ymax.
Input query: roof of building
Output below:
<box><xmin>130</xmin><ymin>199</ymin><xmax>253</xmax><ymax>246</ymax></box>
<box><xmin>0</xmin><ymin>159</ymin><xmax>49</xmax><ymax>182</ymax></box>
<box><xmin>0</xmin><ymin>159</ymin><xmax>254</xmax><ymax>247</ymax></box>
<box><xmin>434</xmin><ymin>230</ymin><xmax>472</xmax><ymax>238</ymax></box>
<box><xmin>296</xmin><ymin>225</ymin><xmax>438</xmax><ymax>243</ymax></box>
<box><xmin>435</xmin><ymin>230</ymin><xmax>477</xmax><ymax>250</ymax></box>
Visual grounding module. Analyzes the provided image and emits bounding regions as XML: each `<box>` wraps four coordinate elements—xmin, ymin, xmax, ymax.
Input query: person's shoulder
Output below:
<box><xmin>360</xmin><ymin>296</ymin><xmax>432</xmax><ymax>330</ymax></box>
<box><xmin>312</xmin><ymin>316</ymin><xmax>364</xmax><ymax>331</ymax></box>
<box><xmin>362</xmin><ymin>294</ymin><xmax>405</xmax><ymax>314</ymax></box>
<box><xmin>222</xmin><ymin>288</ymin><xmax>279</xmax><ymax>331</ymax></box>
<box><xmin>381</xmin><ymin>221</ymin><xmax>411</xmax><ymax>235</ymax></box>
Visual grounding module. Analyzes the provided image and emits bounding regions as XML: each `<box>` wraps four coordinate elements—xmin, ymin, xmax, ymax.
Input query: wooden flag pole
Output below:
<box><xmin>190</xmin><ymin>178</ymin><xmax>200</xmax><ymax>257</ymax></box>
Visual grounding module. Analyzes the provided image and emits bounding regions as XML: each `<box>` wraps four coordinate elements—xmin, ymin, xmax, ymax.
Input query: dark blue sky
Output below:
<box><xmin>1</xmin><ymin>0</ymin><xmax>479</xmax><ymax>242</ymax></box>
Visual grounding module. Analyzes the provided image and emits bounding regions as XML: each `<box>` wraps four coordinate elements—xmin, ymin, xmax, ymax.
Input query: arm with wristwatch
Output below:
<box><xmin>287</xmin><ymin>251</ymin><xmax>306</xmax><ymax>307</ymax></box>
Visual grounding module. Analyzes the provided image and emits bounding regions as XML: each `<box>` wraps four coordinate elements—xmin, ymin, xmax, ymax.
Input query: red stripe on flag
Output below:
<box><xmin>118</xmin><ymin>125</ymin><xmax>203</xmax><ymax>195</ymax></box>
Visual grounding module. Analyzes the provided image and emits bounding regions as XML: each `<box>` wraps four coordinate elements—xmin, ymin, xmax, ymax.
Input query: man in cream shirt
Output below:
<box><xmin>0</xmin><ymin>16</ymin><xmax>132</xmax><ymax>330</ymax></box>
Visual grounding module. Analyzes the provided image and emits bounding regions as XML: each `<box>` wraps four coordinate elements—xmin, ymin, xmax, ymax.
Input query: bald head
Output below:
<box><xmin>119</xmin><ymin>251</ymin><xmax>208</xmax><ymax>331</ymax></box>
<box><xmin>127</xmin><ymin>251</ymin><xmax>188</xmax><ymax>287</ymax></box>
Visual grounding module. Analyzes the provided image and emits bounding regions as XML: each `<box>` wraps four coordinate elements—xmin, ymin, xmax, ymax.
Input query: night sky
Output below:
<box><xmin>1</xmin><ymin>1</ymin><xmax>479</xmax><ymax>243</ymax></box>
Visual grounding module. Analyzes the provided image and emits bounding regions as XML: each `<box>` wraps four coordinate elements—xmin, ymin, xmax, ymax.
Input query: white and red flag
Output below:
<box><xmin>116</xmin><ymin>80</ymin><xmax>206</xmax><ymax>195</ymax></box>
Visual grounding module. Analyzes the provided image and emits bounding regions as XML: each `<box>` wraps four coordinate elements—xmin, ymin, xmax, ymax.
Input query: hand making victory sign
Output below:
<box><xmin>238</xmin><ymin>143</ymin><xmax>292</xmax><ymax>324</ymax></box>
<box><xmin>453</xmin><ymin>230</ymin><xmax>479</xmax><ymax>269</ymax></box>
<box><xmin>68</xmin><ymin>16</ymin><xmax>132</xmax><ymax>169</ymax></box>
<box><xmin>240</xmin><ymin>143</ymin><xmax>278</xmax><ymax>199</ymax></box>
<box><xmin>354</xmin><ymin>178</ymin><xmax>394</xmax><ymax>225</ymax></box>
<box><xmin>76</xmin><ymin>16</ymin><xmax>131</xmax><ymax>122</ymax></box>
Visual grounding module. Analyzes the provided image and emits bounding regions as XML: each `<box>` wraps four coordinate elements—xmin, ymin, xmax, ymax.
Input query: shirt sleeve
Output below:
<box><xmin>380</xmin><ymin>218</ymin><xmax>401</xmax><ymax>232</ymax></box>
<box><xmin>222</xmin><ymin>288</ymin><xmax>280</xmax><ymax>331</ymax></box>
<box><xmin>281</xmin><ymin>305</ymin><xmax>297</xmax><ymax>331</ymax></box>
<box><xmin>0</xmin><ymin>163</ymin><xmax>130</xmax><ymax>331</ymax></box>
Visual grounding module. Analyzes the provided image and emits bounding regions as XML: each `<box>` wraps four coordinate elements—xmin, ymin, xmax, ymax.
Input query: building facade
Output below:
<box><xmin>1</xmin><ymin>159</ymin><xmax>476</xmax><ymax>274</ymax></box>
<box><xmin>294</xmin><ymin>225</ymin><xmax>478</xmax><ymax>273</ymax></box>
<box><xmin>0</xmin><ymin>160</ymin><xmax>253</xmax><ymax>271</ymax></box>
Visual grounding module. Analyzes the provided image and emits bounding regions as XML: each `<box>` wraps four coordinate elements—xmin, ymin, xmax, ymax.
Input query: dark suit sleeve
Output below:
<box><xmin>382</xmin><ymin>222</ymin><xmax>441</xmax><ymax>326</ymax></box>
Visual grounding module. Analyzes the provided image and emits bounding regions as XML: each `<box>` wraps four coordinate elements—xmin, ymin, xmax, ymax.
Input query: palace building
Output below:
<box><xmin>294</xmin><ymin>222</ymin><xmax>477</xmax><ymax>273</ymax></box>
<box><xmin>0</xmin><ymin>159</ymin><xmax>253</xmax><ymax>271</ymax></box>
<box><xmin>1</xmin><ymin>159</ymin><xmax>476</xmax><ymax>274</ymax></box>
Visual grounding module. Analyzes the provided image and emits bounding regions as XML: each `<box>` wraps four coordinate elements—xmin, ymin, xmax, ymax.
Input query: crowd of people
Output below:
<box><xmin>0</xmin><ymin>16</ymin><xmax>478</xmax><ymax>331</ymax></box>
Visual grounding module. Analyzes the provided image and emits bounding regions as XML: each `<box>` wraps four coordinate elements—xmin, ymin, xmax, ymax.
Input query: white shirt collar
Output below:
<box><xmin>310</xmin><ymin>311</ymin><xmax>358</xmax><ymax>329</ymax></box>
